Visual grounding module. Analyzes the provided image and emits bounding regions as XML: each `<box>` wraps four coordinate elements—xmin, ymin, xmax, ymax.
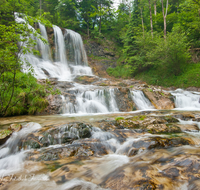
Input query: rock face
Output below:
<box><xmin>41</xmin><ymin>94</ymin><xmax>63</xmax><ymax>115</ymax></box>
<box><xmin>114</xmin><ymin>88</ymin><xmax>137</xmax><ymax>112</ymax></box>
<box><xmin>142</xmin><ymin>88</ymin><xmax>175</xmax><ymax>109</ymax></box>
<box><xmin>74</xmin><ymin>76</ymin><xmax>99</xmax><ymax>85</ymax></box>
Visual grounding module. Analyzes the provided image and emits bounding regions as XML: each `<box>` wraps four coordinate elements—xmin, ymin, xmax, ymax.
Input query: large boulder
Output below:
<box><xmin>142</xmin><ymin>88</ymin><xmax>175</xmax><ymax>109</ymax></box>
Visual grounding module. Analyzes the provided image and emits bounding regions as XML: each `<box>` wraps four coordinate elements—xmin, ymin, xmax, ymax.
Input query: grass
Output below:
<box><xmin>134</xmin><ymin>63</ymin><xmax>200</xmax><ymax>88</ymax></box>
<box><xmin>107</xmin><ymin>65</ymin><xmax>132</xmax><ymax>79</ymax></box>
<box><xmin>131</xmin><ymin>63</ymin><xmax>200</xmax><ymax>88</ymax></box>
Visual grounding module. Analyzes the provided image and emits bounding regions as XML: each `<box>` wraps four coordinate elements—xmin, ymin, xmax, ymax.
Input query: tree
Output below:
<box><xmin>123</xmin><ymin>0</ymin><xmax>141</xmax><ymax>65</ymax></box>
<box><xmin>161</xmin><ymin>0</ymin><xmax>169</xmax><ymax>39</ymax></box>
<box><xmin>0</xmin><ymin>1</ymin><xmax>53</xmax><ymax>116</ymax></box>
<box><xmin>148</xmin><ymin>0</ymin><xmax>153</xmax><ymax>37</ymax></box>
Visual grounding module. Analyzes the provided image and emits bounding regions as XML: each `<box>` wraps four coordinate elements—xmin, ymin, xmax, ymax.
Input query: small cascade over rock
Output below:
<box><xmin>61</xmin><ymin>87</ymin><xmax>119</xmax><ymax>114</ymax></box>
<box><xmin>131</xmin><ymin>90</ymin><xmax>154</xmax><ymax>110</ymax></box>
<box><xmin>170</xmin><ymin>89</ymin><xmax>200</xmax><ymax>110</ymax></box>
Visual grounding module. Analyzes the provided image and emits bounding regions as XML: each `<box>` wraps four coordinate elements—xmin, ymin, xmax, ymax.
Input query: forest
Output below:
<box><xmin>0</xmin><ymin>0</ymin><xmax>200</xmax><ymax>116</ymax></box>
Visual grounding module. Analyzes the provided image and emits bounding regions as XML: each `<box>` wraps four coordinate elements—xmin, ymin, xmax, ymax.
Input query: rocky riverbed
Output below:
<box><xmin>1</xmin><ymin>107</ymin><xmax>200</xmax><ymax>189</ymax></box>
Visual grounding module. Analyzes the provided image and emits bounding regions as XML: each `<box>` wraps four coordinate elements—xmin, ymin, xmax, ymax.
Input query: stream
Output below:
<box><xmin>0</xmin><ymin>20</ymin><xmax>200</xmax><ymax>190</ymax></box>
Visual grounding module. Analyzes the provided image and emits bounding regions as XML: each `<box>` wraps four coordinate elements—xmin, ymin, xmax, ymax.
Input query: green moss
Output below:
<box><xmin>147</xmin><ymin>88</ymin><xmax>153</xmax><ymax>92</ymax></box>
<box><xmin>131</xmin><ymin>115</ymin><xmax>146</xmax><ymax>121</ymax></box>
<box><xmin>99</xmin><ymin>83</ymin><xmax>108</xmax><ymax>86</ymax></box>
<box><xmin>115</xmin><ymin>117</ymin><xmax>124</xmax><ymax>121</ymax></box>
<box><xmin>46</xmin><ymin>162</ymin><xmax>62</xmax><ymax>172</ymax></box>
<box><xmin>0</xmin><ymin>129</ymin><xmax>12</xmax><ymax>139</ymax></box>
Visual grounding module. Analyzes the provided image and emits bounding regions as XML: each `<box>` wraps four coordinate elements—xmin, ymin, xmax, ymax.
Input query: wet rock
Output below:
<box><xmin>114</xmin><ymin>115</ymin><xmax>181</xmax><ymax>134</ymax></box>
<box><xmin>41</xmin><ymin>68</ymin><xmax>50</xmax><ymax>76</ymax></box>
<box><xmin>9</xmin><ymin>123</ymin><xmax>22</xmax><ymax>132</ymax></box>
<box><xmin>114</xmin><ymin>88</ymin><xmax>137</xmax><ymax>112</ymax></box>
<box><xmin>194</xmin><ymin>117</ymin><xmax>200</xmax><ymax>122</ymax></box>
<box><xmin>21</xmin><ymin>122</ymin><xmax>92</xmax><ymax>149</ymax></box>
<box><xmin>174</xmin><ymin>113</ymin><xmax>195</xmax><ymax>121</ymax></box>
<box><xmin>0</xmin><ymin>129</ymin><xmax>12</xmax><ymax>145</ymax></box>
<box><xmin>97</xmin><ymin>120</ymin><xmax>124</xmax><ymax>131</ymax></box>
<box><xmin>175</xmin><ymin>124</ymin><xmax>199</xmax><ymax>132</ymax></box>
<box><xmin>161</xmin><ymin>116</ymin><xmax>179</xmax><ymax>123</ymax></box>
<box><xmin>28</xmin><ymin>139</ymin><xmax>108</xmax><ymax>161</ymax></box>
<box><xmin>142</xmin><ymin>88</ymin><xmax>175</xmax><ymax>109</ymax></box>
<box><xmin>148</xmin><ymin>137</ymin><xmax>192</xmax><ymax>149</ymax></box>
<box><xmin>147</xmin><ymin>124</ymin><xmax>181</xmax><ymax>134</ymax></box>
<box><xmin>74</xmin><ymin>76</ymin><xmax>99</xmax><ymax>85</ymax></box>
<box><xmin>39</xmin><ymin>94</ymin><xmax>63</xmax><ymax>115</ymax></box>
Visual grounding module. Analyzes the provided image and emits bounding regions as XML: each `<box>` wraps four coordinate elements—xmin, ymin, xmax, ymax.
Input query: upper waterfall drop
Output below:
<box><xmin>16</xmin><ymin>13</ymin><xmax>93</xmax><ymax>81</ymax></box>
<box><xmin>38</xmin><ymin>23</ymin><xmax>52</xmax><ymax>61</ymax></box>
<box><xmin>64</xmin><ymin>29</ymin><xmax>93</xmax><ymax>77</ymax></box>
<box><xmin>64</xmin><ymin>29</ymin><xmax>88</xmax><ymax>66</ymax></box>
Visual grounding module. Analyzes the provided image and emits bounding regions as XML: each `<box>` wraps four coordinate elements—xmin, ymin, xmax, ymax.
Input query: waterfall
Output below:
<box><xmin>38</xmin><ymin>23</ymin><xmax>52</xmax><ymax>61</ymax></box>
<box><xmin>15</xmin><ymin>14</ymin><xmax>92</xmax><ymax>80</ymax></box>
<box><xmin>64</xmin><ymin>29</ymin><xmax>88</xmax><ymax>66</ymax></box>
<box><xmin>62</xmin><ymin>88</ymin><xmax>119</xmax><ymax>114</ymax></box>
<box><xmin>53</xmin><ymin>26</ymin><xmax>68</xmax><ymax>64</ymax></box>
<box><xmin>131</xmin><ymin>90</ymin><xmax>154</xmax><ymax>110</ymax></box>
<box><xmin>170</xmin><ymin>89</ymin><xmax>200</xmax><ymax>110</ymax></box>
<box><xmin>64</xmin><ymin>29</ymin><xmax>93</xmax><ymax>77</ymax></box>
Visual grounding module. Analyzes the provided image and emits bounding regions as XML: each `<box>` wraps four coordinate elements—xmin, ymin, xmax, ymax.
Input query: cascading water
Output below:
<box><xmin>64</xmin><ymin>29</ymin><xmax>88</xmax><ymax>66</ymax></box>
<box><xmin>38</xmin><ymin>23</ymin><xmax>52</xmax><ymax>61</ymax></box>
<box><xmin>0</xmin><ymin>123</ymin><xmax>42</xmax><ymax>176</ymax></box>
<box><xmin>170</xmin><ymin>89</ymin><xmax>200</xmax><ymax>110</ymax></box>
<box><xmin>64</xmin><ymin>29</ymin><xmax>93</xmax><ymax>76</ymax></box>
<box><xmin>62</xmin><ymin>87</ymin><xmax>119</xmax><ymax>114</ymax></box>
<box><xmin>131</xmin><ymin>90</ymin><xmax>154</xmax><ymax>110</ymax></box>
<box><xmin>16</xmin><ymin>14</ymin><xmax>92</xmax><ymax>81</ymax></box>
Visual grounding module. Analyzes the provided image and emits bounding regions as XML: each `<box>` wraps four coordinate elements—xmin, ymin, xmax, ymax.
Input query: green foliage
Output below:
<box><xmin>0</xmin><ymin>2</ymin><xmax>55</xmax><ymax>117</ymax></box>
<box><xmin>146</xmin><ymin>31</ymin><xmax>191</xmax><ymax>76</ymax></box>
<box><xmin>107</xmin><ymin>65</ymin><xmax>132</xmax><ymax>78</ymax></box>
<box><xmin>135</xmin><ymin>62</ymin><xmax>200</xmax><ymax>88</ymax></box>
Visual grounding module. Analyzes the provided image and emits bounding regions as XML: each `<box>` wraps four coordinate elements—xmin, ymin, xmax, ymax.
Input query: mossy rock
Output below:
<box><xmin>163</xmin><ymin>116</ymin><xmax>179</xmax><ymax>123</ymax></box>
<box><xmin>0</xmin><ymin>129</ymin><xmax>12</xmax><ymax>145</ymax></box>
<box><xmin>9</xmin><ymin>124</ymin><xmax>22</xmax><ymax>132</ymax></box>
<box><xmin>147</xmin><ymin>124</ymin><xmax>181</xmax><ymax>134</ymax></box>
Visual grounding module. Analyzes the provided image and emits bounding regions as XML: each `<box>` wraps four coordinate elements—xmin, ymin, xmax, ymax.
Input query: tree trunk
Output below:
<box><xmin>161</xmin><ymin>0</ymin><xmax>168</xmax><ymax>39</ymax></box>
<box><xmin>141</xmin><ymin>8</ymin><xmax>145</xmax><ymax>37</ymax></box>
<box><xmin>148</xmin><ymin>0</ymin><xmax>153</xmax><ymax>38</ymax></box>
<box><xmin>154</xmin><ymin>0</ymin><xmax>157</xmax><ymax>16</ymax></box>
<box><xmin>99</xmin><ymin>15</ymin><xmax>101</xmax><ymax>33</ymax></box>
<box><xmin>87</xmin><ymin>23</ymin><xmax>90</xmax><ymax>38</ymax></box>
<box><xmin>40</xmin><ymin>0</ymin><xmax>42</xmax><ymax>16</ymax></box>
